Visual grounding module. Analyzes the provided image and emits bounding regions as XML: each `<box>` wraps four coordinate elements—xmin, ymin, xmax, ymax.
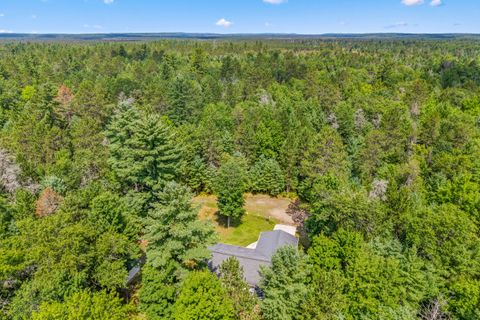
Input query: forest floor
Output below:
<box><xmin>194</xmin><ymin>194</ymin><xmax>294</xmax><ymax>247</ymax></box>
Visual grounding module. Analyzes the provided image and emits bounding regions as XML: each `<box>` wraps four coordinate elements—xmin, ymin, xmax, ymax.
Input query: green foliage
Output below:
<box><xmin>88</xmin><ymin>191</ymin><xmax>128</xmax><ymax>234</ymax></box>
<box><xmin>106</xmin><ymin>104</ymin><xmax>180</xmax><ymax>196</ymax></box>
<box><xmin>307</xmin><ymin>230</ymin><xmax>432</xmax><ymax>319</ymax></box>
<box><xmin>249</xmin><ymin>156</ymin><xmax>285</xmax><ymax>196</ymax></box>
<box><xmin>197</xmin><ymin>103</ymin><xmax>235</xmax><ymax>166</ymax></box>
<box><xmin>144</xmin><ymin>181</ymin><xmax>217</xmax><ymax>271</ymax></box>
<box><xmin>3</xmin><ymin>187</ymin><xmax>139</xmax><ymax>319</ymax></box>
<box><xmin>301</xmin><ymin>268</ymin><xmax>346</xmax><ymax>320</ymax></box>
<box><xmin>215</xmin><ymin>156</ymin><xmax>248</xmax><ymax>226</ymax></box>
<box><xmin>448</xmin><ymin>277</ymin><xmax>480</xmax><ymax>319</ymax></box>
<box><xmin>41</xmin><ymin>175</ymin><xmax>67</xmax><ymax>195</ymax></box>
<box><xmin>167</xmin><ymin>76</ymin><xmax>202</xmax><ymax>124</ymax></box>
<box><xmin>0</xmin><ymin>195</ymin><xmax>11</xmax><ymax>236</ymax></box>
<box><xmin>11</xmin><ymin>189</ymin><xmax>36</xmax><ymax>221</ymax></box>
<box><xmin>300</xmin><ymin>126</ymin><xmax>350</xmax><ymax>185</ymax></box>
<box><xmin>435</xmin><ymin>173</ymin><xmax>480</xmax><ymax>224</ymax></box>
<box><xmin>31</xmin><ymin>290</ymin><xmax>131</xmax><ymax>320</ymax></box>
<box><xmin>139</xmin><ymin>264</ymin><xmax>178</xmax><ymax>320</ymax></box>
<box><xmin>173</xmin><ymin>270</ymin><xmax>234</xmax><ymax>320</ymax></box>
<box><xmin>260</xmin><ymin>246</ymin><xmax>310</xmax><ymax>320</ymax></box>
<box><xmin>306</xmin><ymin>186</ymin><xmax>389</xmax><ymax>239</ymax></box>
<box><xmin>219</xmin><ymin>257</ymin><xmax>261</xmax><ymax>320</ymax></box>
<box><xmin>406</xmin><ymin>204</ymin><xmax>479</xmax><ymax>274</ymax></box>
<box><xmin>1</xmin><ymin>39</ymin><xmax>480</xmax><ymax>319</ymax></box>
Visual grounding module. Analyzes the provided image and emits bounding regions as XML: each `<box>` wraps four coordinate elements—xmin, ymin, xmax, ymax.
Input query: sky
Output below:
<box><xmin>0</xmin><ymin>0</ymin><xmax>478</xmax><ymax>34</ymax></box>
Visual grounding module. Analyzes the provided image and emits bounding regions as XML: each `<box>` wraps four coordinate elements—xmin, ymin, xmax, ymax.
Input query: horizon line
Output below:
<box><xmin>0</xmin><ymin>32</ymin><xmax>479</xmax><ymax>36</ymax></box>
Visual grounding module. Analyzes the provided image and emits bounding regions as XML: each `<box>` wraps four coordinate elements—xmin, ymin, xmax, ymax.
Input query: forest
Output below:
<box><xmin>0</xmin><ymin>38</ymin><xmax>479</xmax><ymax>319</ymax></box>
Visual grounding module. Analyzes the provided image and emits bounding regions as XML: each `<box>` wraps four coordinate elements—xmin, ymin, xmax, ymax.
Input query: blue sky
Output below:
<box><xmin>0</xmin><ymin>0</ymin><xmax>478</xmax><ymax>34</ymax></box>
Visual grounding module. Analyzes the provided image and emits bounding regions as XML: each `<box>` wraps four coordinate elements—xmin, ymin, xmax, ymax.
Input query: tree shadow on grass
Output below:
<box><xmin>214</xmin><ymin>211</ymin><xmax>242</xmax><ymax>228</ymax></box>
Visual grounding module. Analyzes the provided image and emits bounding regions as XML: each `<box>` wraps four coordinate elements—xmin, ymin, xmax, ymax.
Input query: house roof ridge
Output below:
<box><xmin>209</xmin><ymin>243</ymin><xmax>271</xmax><ymax>262</ymax></box>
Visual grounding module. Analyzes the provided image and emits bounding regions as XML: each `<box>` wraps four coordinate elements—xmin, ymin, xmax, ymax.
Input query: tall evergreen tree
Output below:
<box><xmin>300</xmin><ymin>126</ymin><xmax>350</xmax><ymax>191</ymax></box>
<box><xmin>219</xmin><ymin>257</ymin><xmax>261</xmax><ymax>320</ymax></box>
<box><xmin>144</xmin><ymin>181</ymin><xmax>217</xmax><ymax>271</ymax></box>
<box><xmin>140</xmin><ymin>181</ymin><xmax>217</xmax><ymax>320</ymax></box>
<box><xmin>249</xmin><ymin>156</ymin><xmax>285</xmax><ymax>196</ymax></box>
<box><xmin>260</xmin><ymin>246</ymin><xmax>310</xmax><ymax>320</ymax></box>
<box><xmin>106</xmin><ymin>106</ymin><xmax>180</xmax><ymax>195</ymax></box>
<box><xmin>139</xmin><ymin>263</ymin><xmax>178</xmax><ymax>320</ymax></box>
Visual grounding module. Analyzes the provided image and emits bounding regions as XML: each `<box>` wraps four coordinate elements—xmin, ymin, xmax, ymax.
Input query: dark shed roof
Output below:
<box><xmin>126</xmin><ymin>266</ymin><xmax>141</xmax><ymax>285</ymax></box>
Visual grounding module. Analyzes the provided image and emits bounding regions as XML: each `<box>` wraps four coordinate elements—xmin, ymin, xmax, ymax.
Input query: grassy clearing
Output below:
<box><xmin>194</xmin><ymin>194</ymin><xmax>284</xmax><ymax>247</ymax></box>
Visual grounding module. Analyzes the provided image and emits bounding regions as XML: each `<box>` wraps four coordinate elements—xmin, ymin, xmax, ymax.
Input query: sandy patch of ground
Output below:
<box><xmin>244</xmin><ymin>194</ymin><xmax>294</xmax><ymax>225</ymax></box>
<box><xmin>195</xmin><ymin>193</ymin><xmax>294</xmax><ymax>225</ymax></box>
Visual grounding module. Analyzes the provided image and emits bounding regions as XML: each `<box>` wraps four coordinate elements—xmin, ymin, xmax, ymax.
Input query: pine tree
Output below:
<box><xmin>219</xmin><ymin>257</ymin><xmax>261</xmax><ymax>320</ymax></box>
<box><xmin>106</xmin><ymin>106</ymin><xmax>180</xmax><ymax>195</ymax></box>
<box><xmin>139</xmin><ymin>264</ymin><xmax>178</xmax><ymax>320</ymax></box>
<box><xmin>300</xmin><ymin>126</ymin><xmax>349</xmax><ymax>184</ymax></box>
<box><xmin>105</xmin><ymin>102</ymin><xmax>140</xmax><ymax>146</ymax></box>
<box><xmin>105</xmin><ymin>103</ymin><xmax>141</xmax><ymax>189</ymax></box>
<box><xmin>144</xmin><ymin>181</ymin><xmax>217</xmax><ymax>271</ymax></box>
<box><xmin>249</xmin><ymin>156</ymin><xmax>285</xmax><ymax>196</ymax></box>
<box><xmin>167</xmin><ymin>76</ymin><xmax>202</xmax><ymax>124</ymax></box>
<box><xmin>128</xmin><ymin>114</ymin><xmax>180</xmax><ymax>190</ymax></box>
<box><xmin>260</xmin><ymin>246</ymin><xmax>310</xmax><ymax>320</ymax></box>
<box><xmin>139</xmin><ymin>182</ymin><xmax>217</xmax><ymax>319</ymax></box>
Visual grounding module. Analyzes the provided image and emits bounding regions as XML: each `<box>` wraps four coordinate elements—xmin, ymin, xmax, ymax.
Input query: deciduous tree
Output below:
<box><xmin>215</xmin><ymin>156</ymin><xmax>247</xmax><ymax>228</ymax></box>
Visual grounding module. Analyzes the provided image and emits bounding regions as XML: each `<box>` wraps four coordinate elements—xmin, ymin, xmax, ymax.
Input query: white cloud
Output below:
<box><xmin>401</xmin><ymin>0</ymin><xmax>424</xmax><ymax>6</ymax></box>
<box><xmin>265</xmin><ymin>22</ymin><xmax>273</xmax><ymax>27</ymax></box>
<box><xmin>263</xmin><ymin>0</ymin><xmax>287</xmax><ymax>4</ymax></box>
<box><xmin>0</xmin><ymin>29</ymin><xmax>12</xmax><ymax>33</ymax></box>
<box><xmin>104</xmin><ymin>0</ymin><xmax>114</xmax><ymax>4</ymax></box>
<box><xmin>430</xmin><ymin>0</ymin><xmax>442</xmax><ymax>6</ymax></box>
<box><xmin>0</xmin><ymin>14</ymin><xmax>4</xmax><ymax>17</ymax></box>
<box><xmin>216</xmin><ymin>18</ymin><xmax>233</xmax><ymax>28</ymax></box>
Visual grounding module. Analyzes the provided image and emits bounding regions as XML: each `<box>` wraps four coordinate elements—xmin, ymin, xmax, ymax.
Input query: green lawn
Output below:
<box><xmin>221</xmin><ymin>213</ymin><xmax>277</xmax><ymax>246</ymax></box>
<box><xmin>194</xmin><ymin>195</ymin><xmax>280</xmax><ymax>247</ymax></box>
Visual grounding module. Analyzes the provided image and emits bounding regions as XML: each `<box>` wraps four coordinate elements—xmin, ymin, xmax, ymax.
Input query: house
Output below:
<box><xmin>209</xmin><ymin>225</ymin><xmax>298</xmax><ymax>286</ymax></box>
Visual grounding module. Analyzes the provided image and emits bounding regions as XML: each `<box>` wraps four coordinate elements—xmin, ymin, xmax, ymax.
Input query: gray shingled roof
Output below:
<box><xmin>209</xmin><ymin>243</ymin><xmax>271</xmax><ymax>262</ymax></box>
<box><xmin>255</xmin><ymin>230</ymin><xmax>298</xmax><ymax>259</ymax></box>
<box><xmin>209</xmin><ymin>230</ymin><xmax>298</xmax><ymax>286</ymax></box>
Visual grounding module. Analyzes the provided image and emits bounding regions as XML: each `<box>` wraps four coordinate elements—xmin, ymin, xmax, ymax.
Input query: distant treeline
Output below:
<box><xmin>0</xmin><ymin>32</ymin><xmax>479</xmax><ymax>42</ymax></box>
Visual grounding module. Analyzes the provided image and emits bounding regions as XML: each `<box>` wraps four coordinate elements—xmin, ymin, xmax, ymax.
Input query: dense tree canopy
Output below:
<box><xmin>0</xmin><ymin>38</ymin><xmax>479</xmax><ymax>319</ymax></box>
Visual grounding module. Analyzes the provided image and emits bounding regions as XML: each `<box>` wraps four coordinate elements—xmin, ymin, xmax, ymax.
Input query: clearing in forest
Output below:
<box><xmin>194</xmin><ymin>194</ymin><xmax>294</xmax><ymax>247</ymax></box>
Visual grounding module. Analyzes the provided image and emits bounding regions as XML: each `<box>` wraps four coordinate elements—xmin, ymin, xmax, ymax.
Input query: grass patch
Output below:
<box><xmin>194</xmin><ymin>194</ymin><xmax>279</xmax><ymax>247</ymax></box>
<box><xmin>221</xmin><ymin>214</ymin><xmax>276</xmax><ymax>246</ymax></box>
